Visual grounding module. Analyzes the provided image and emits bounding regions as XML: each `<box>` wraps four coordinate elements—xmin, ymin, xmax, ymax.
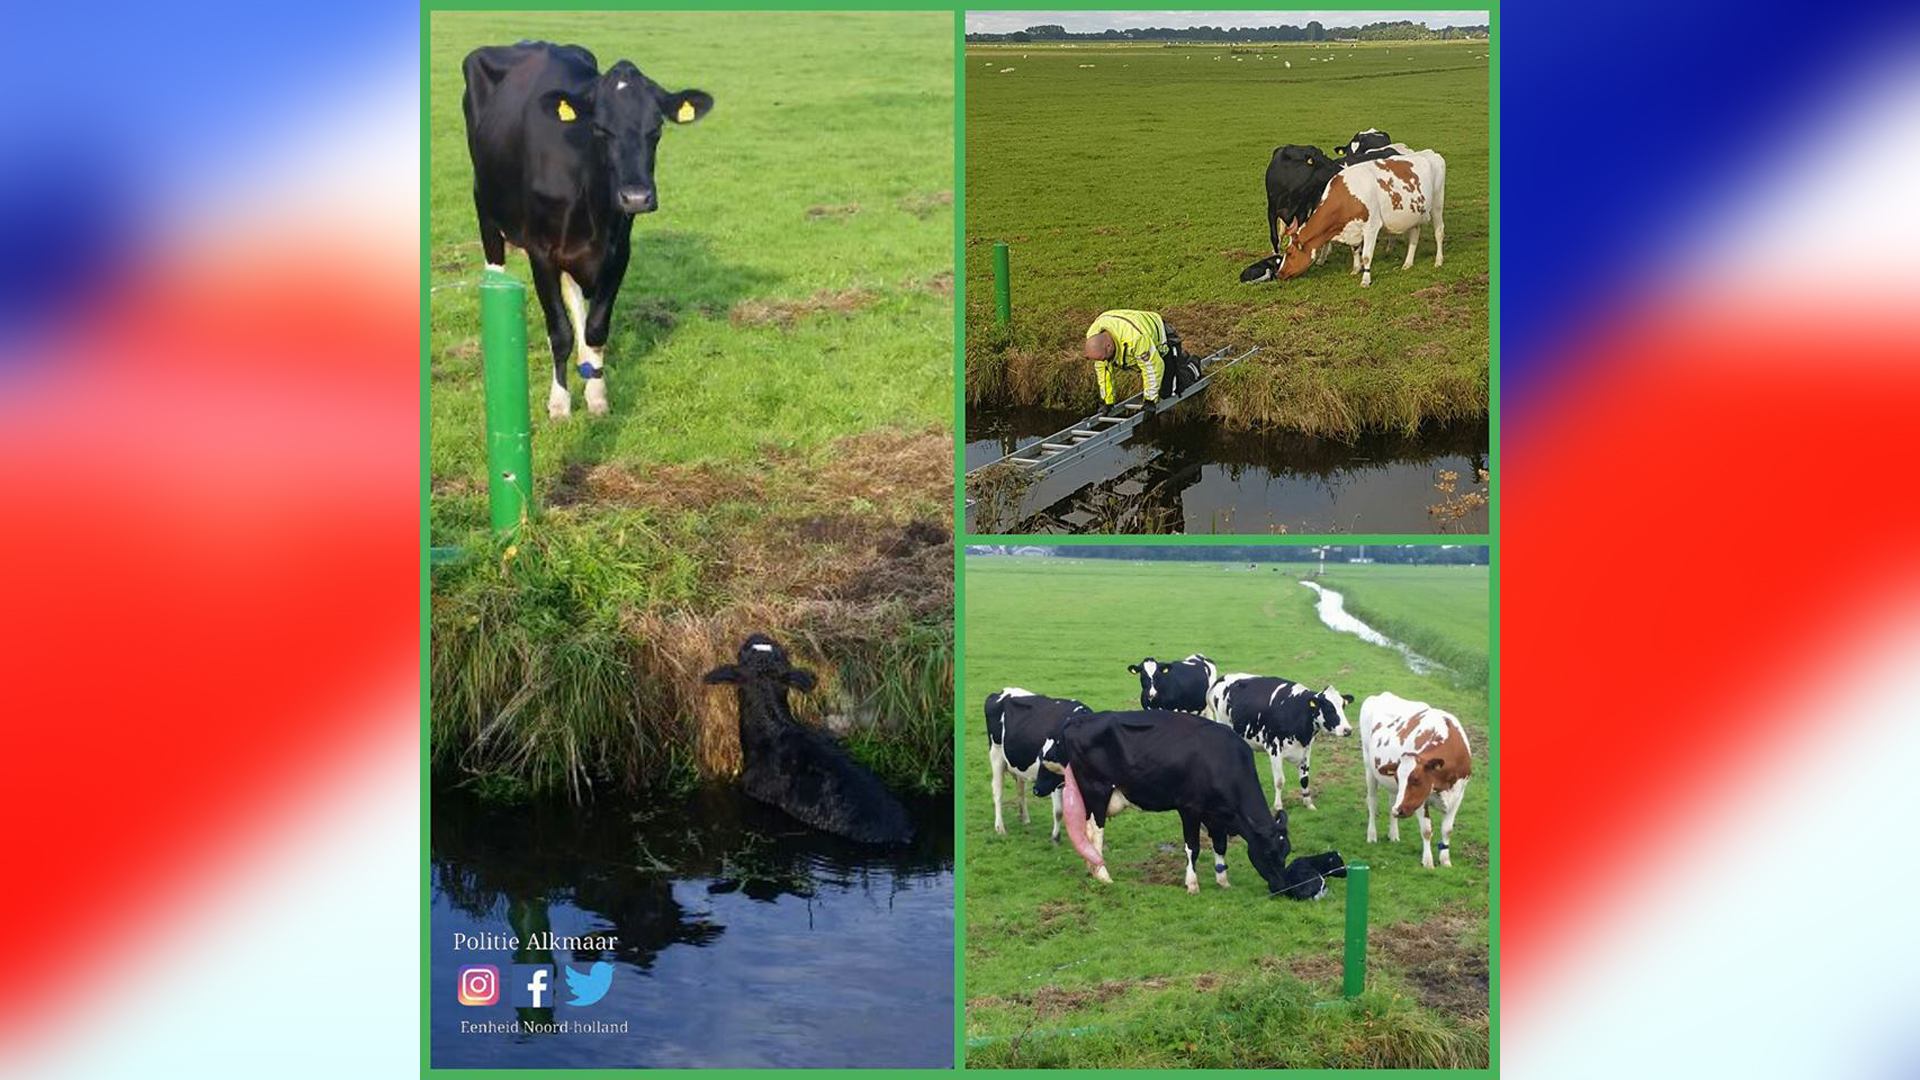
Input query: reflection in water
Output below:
<box><xmin>966</xmin><ymin>406</ymin><xmax>1489</xmax><ymax>534</ymax></box>
<box><xmin>430</xmin><ymin>783</ymin><xmax>953</xmax><ymax>1068</ymax></box>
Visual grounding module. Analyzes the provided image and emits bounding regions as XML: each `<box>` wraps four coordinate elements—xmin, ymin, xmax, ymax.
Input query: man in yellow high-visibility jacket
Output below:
<box><xmin>1084</xmin><ymin>310</ymin><xmax>1183</xmax><ymax>413</ymax></box>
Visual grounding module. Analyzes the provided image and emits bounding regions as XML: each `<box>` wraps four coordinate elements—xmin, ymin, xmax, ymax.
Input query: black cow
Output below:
<box><xmin>1262</xmin><ymin>144</ymin><xmax>1341</xmax><ymax>254</ymax></box>
<box><xmin>1127</xmin><ymin>654</ymin><xmax>1216</xmax><ymax>713</ymax></box>
<box><xmin>461</xmin><ymin>41</ymin><xmax>712</xmax><ymax>420</ymax></box>
<box><xmin>1034</xmin><ymin>710</ymin><xmax>1294</xmax><ymax>894</ymax></box>
<box><xmin>983</xmin><ymin>689</ymin><xmax>1089</xmax><ymax>841</ymax></box>
<box><xmin>1205</xmin><ymin>674</ymin><xmax>1354</xmax><ymax>810</ymax></box>
<box><xmin>704</xmin><ymin>634</ymin><xmax>912</xmax><ymax>845</ymax></box>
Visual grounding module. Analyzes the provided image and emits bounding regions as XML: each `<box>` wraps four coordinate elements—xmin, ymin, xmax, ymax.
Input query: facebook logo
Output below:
<box><xmin>510</xmin><ymin>963</ymin><xmax>556</xmax><ymax>1008</ymax></box>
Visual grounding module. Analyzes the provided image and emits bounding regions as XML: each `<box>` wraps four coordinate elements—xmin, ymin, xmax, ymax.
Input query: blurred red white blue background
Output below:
<box><xmin>1</xmin><ymin>3</ymin><xmax>1917</xmax><ymax>1076</ymax></box>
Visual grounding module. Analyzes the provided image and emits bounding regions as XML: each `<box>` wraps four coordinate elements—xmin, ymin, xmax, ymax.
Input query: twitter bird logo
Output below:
<box><xmin>562</xmin><ymin>961</ymin><xmax>613</xmax><ymax>1006</ymax></box>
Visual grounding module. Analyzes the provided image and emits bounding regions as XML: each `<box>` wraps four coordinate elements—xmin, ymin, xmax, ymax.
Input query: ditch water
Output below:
<box><xmin>965</xmin><ymin>407</ymin><xmax>1488</xmax><ymax>534</ymax></box>
<box><xmin>1301</xmin><ymin>579</ymin><xmax>1445</xmax><ymax>677</ymax></box>
<box><xmin>430</xmin><ymin>782</ymin><xmax>954</xmax><ymax>1068</ymax></box>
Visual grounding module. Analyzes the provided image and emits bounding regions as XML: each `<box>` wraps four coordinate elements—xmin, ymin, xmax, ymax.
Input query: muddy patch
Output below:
<box><xmin>897</xmin><ymin>191</ymin><xmax>953</xmax><ymax>219</ymax></box>
<box><xmin>729</xmin><ymin>287</ymin><xmax>877</xmax><ymax>328</ymax></box>
<box><xmin>805</xmin><ymin>202</ymin><xmax>860</xmax><ymax>218</ymax></box>
<box><xmin>1374</xmin><ymin>911</ymin><xmax>1489</xmax><ymax>1020</ymax></box>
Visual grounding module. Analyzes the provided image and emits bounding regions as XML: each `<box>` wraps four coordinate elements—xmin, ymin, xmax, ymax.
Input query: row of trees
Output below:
<box><xmin>966</xmin><ymin>20</ymin><xmax>1489</xmax><ymax>44</ymax></box>
<box><xmin>965</xmin><ymin>545</ymin><xmax>1489</xmax><ymax>565</ymax></box>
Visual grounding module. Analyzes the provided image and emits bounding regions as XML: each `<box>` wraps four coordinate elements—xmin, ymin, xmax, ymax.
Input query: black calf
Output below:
<box><xmin>704</xmin><ymin>634</ymin><xmax>911</xmax><ymax>845</ymax></box>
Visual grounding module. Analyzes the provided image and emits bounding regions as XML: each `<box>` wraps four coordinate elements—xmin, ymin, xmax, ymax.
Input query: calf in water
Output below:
<box><xmin>704</xmin><ymin>634</ymin><xmax>913</xmax><ymax>845</ymax></box>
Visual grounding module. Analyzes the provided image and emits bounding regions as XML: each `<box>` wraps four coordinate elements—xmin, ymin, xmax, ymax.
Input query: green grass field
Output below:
<box><xmin>426</xmin><ymin>12</ymin><xmax>955</xmax><ymax>796</ymax></box>
<box><xmin>964</xmin><ymin>40</ymin><xmax>1489</xmax><ymax>437</ymax></box>
<box><xmin>962</xmin><ymin>556</ymin><xmax>1491</xmax><ymax>1067</ymax></box>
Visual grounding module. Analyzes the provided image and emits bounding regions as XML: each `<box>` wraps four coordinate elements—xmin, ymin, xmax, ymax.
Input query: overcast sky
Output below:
<box><xmin>964</xmin><ymin>11</ymin><xmax>1490</xmax><ymax>34</ymax></box>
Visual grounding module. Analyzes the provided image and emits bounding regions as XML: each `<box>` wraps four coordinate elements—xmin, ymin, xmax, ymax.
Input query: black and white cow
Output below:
<box><xmin>704</xmin><ymin>634</ymin><xmax>911</xmax><ymax>845</ymax></box>
<box><xmin>1205</xmin><ymin>674</ymin><xmax>1354</xmax><ymax>810</ymax></box>
<box><xmin>983</xmin><ymin>688</ymin><xmax>1089</xmax><ymax>841</ymax></box>
<box><xmin>462</xmin><ymin>41</ymin><xmax>712</xmax><ymax>419</ymax></box>
<box><xmin>1127</xmin><ymin>654</ymin><xmax>1216</xmax><ymax>713</ymax></box>
<box><xmin>1262</xmin><ymin>144</ymin><xmax>1342</xmax><ymax>255</ymax></box>
<box><xmin>1335</xmin><ymin>127</ymin><xmax>1401</xmax><ymax>165</ymax></box>
<box><xmin>1034</xmin><ymin>710</ymin><xmax>1293</xmax><ymax>894</ymax></box>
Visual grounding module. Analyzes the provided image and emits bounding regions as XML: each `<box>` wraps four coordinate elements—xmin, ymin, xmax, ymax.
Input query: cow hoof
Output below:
<box><xmin>1215</xmin><ymin>873</ymin><xmax>1231</xmax><ymax>889</ymax></box>
<box><xmin>993</xmin><ymin>823</ymin><xmax>1007</xmax><ymax>836</ymax></box>
<box><xmin>1051</xmin><ymin>833</ymin><xmax>1061</xmax><ymax>845</ymax></box>
<box><xmin>1093</xmin><ymin>865</ymin><xmax>1113</xmax><ymax>884</ymax></box>
<box><xmin>1186</xmin><ymin>881</ymin><xmax>1200</xmax><ymax>895</ymax></box>
<box><xmin>1302</xmin><ymin>800</ymin><xmax>1317</xmax><ymax>811</ymax></box>
<box><xmin>547</xmin><ymin>385</ymin><xmax>572</xmax><ymax>420</ymax></box>
<box><xmin>1439</xmin><ymin>854</ymin><xmax>1452</xmax><ymax>868</ymax></box>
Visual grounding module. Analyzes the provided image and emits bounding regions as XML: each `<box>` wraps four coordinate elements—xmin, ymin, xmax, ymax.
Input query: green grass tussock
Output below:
<box><xmin>964</xmin><ymin>41</ymin><xmax>1488</xmax><ymax>437</ymax></box>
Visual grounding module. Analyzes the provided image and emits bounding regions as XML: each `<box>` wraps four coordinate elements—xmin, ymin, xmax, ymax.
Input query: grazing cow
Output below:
<box><xmin>1127</xmin><ymin>654</ymin><xmax>1216</xmax><ymax>713</ymax></box>
<box><xmin>1261</xmin><ymin>145</ymin><xmax>1341</xmax><ymax>254</ymax></box>
<box><xmin>1360</xmin><ymin>692</ymin><xmax>1472</xmax><ymax>868</ymax></box>
<box><xmin>1033</xmin><ymin>710</ymin><xmax>1293</xmax><ymax>894</ymax></box>
<box><xmin>983</xmin><ymin>688</ymin><xmax>1089</xmax><ymax>841</ymax></box>
<box><xmin>1205</xmin><ymin>675</ymin><xmax>1354</xmax><ymax>809</ymax></box>
<box><xmin>1274</xmin><ymin>152</ymin><xmax>1446</xmax><ymax>288</ymax></box>
<box><xmin>704</xmin><ymin>634</ymin><xmax>912</xmax><ymax>845</ymax></box>
<box><xmin>462</xmin><ymin>41</ymin><xmax>712</xmax><ymax>420</ymax></box>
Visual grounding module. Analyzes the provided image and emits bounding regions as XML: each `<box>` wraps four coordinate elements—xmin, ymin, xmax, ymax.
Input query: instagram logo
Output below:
<box><xmin>458</xmin><ymin>965</ymin><xmax>499</xmax><ymax>1006</ymax></box>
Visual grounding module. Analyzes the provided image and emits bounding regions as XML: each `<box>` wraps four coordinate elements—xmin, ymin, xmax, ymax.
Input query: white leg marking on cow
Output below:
<box><xmin>559</xmin><ymin>273</ymin><xmax>609</xmax><ymax>416</ymax></box>
<box><xmin>989</xmin><ymin>743</ymin><xmax>1008</xmax><ymax>835</ymax></box>
<box><xmin>1364</xmin><ymin>761</ymin><xmax>1379</xmax><ymax>843</ymax></box>
<box><xmin>1419</xmin><ymin>802</ymin><xmax>1434</xmax><ymax>869</ymax></box>
<box><xmin>1016</xmin><ymin>771</ymin><xmax>1030</xmax><ymax>823</ymax></box>
<box><xmin>1268</xmin><ymin>751</ymin><xmax>1286</xmax><ymax>808</ymax></box>
<box><xmin>1360</xmin><ymin>222</ymin><xmax>1381</xmax><ymax>287</ymax></box>
<box><xmin>1049</xmin><ymin>790</ymin><xmax>1062</xmax><ymax>843</ymax></box>
<box><xmin>548</xmin><ymin>374</ymin><xmax>571</xmax><ymax>421</ymax></box>
<box><xmin>486</xmin><ymin>263</ymin><xmax>506</xmax><ymax>273</ymax></box>
<box><xmin>1402</xmin><ymin>225</ymin><xmax>1420</xmax><ymax>270</ymax></box>
<box><xmin>1300</xmin><ymin>742</ymin><xmax>1316</xmax><ymax>810</ymax></box>
<box><xmin>1184</xmin><ymin>845</ymin><xmax>1200</xmax><ymax>894</ymax></box>
<box><xmin>1438</xmin><ymin>779</ymin><xmax>1467</xmax><ymax>868</ymax></box>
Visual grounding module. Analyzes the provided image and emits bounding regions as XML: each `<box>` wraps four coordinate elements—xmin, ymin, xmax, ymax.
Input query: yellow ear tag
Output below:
<box><xmin>556</xmin><ymin>99</ymin><xmax>577</xmax><ymax>122</ymax></box>
<box><xmin>676</xmin><ymin>100</ymin><xmax>696</xmax><ymax>123</ymax></box>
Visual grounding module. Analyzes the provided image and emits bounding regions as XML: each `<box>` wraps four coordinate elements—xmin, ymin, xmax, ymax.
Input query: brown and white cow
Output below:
<box><xmin>1360</xmin><ymin>691</ymin><xmax>1471</xmax><ymax>868</ymax></box>
<box><xmin>1280</xmin><ymin>152</ymin><xmax>1445</xmax><ymax>288</ymax></box>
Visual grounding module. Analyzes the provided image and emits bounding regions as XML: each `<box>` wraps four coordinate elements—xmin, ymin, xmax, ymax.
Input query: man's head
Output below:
<box><xmin>1084</xmin><ymin>330</ymin><xmax>1115</xmax><ymax>361</ymax></box>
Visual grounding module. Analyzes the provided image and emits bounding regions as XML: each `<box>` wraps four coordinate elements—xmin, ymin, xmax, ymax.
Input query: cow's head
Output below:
<box><xmin>1277</xmin><ymin>223</ymin><xmax>1318</xmax><ymax>279</ymax></box>
<box><xmin>548</xmin><ymin>61</ymin><xmax>712</xmax><ymax>215</ymax></box>
<box><xmin>1030</xmin><ymin>732</ymin><xmax>1071</xmax><ymax>797</ymax></box>
<box><xmin>1309</xmin><ymin>685</ymin><xmax>1355</xmax><ymax>736</ymax></box>
<box><xmin>1391</xmin><ymin>744</ymin><xmax>1462</xmax><ymax>817</ymax></box>
<box><xmin>1127</xmin><ymin>658</ymin><xmax>1165</xmax><ymax>706</ymax></box>
<box><xmin>703</xmin><ymin>633</ymin><xmax>815</xmax><ymax>694</ymax></box>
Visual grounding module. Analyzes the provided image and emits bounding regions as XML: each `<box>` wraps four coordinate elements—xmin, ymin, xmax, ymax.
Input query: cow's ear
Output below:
<box><xmin>1342</xmin><ymin>694</ymin><xmax>1355</xmax><ymax>704</ymax></box>
<box><xmin>1127</xmin><ymin>664</ymin><xmax>1142</xmax><ymax>674</ymax></box>
<box><xmin>660</xmin><ymin>89</ymin><xmax>713</xmax><ymax>125</ymax></box>
<box><xmin>783</xmin><ymin>667</ymin><xmax>817</xmax><ymax>692</ymax></box>
<box><xmin>1424</xmin><ymin>757</ymin><xmax>1446</xmax><ymax>772</ymax></box>
<box><xmin>538</xmin><ymin>89</ymin><xmax>592</xmax><ymax>125</ymax></box>
<box><xmin>703</xmin><ymin>664</ymin><xmax>740</xmax><ymax>685</ymax></box>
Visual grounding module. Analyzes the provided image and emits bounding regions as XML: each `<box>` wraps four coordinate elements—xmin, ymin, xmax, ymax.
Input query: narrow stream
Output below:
<box><xmin>1300</xmin><ymin>580</ymin><xmax>1446</xmax><ymax>677</ymax></box>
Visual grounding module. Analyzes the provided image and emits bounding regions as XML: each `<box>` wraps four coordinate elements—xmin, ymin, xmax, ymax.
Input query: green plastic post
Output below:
<box><xmin>479</xmin><ymin>269</ymin><xmax>533</xmax><ymax>535</ymax></box>
<box><xmin>992</xmin><ymin>241</ymin><xmax>1011</xmax><ymax>325</ymax></box>
<box><xmin>1342</xmin><ymin>862</ymin><xmax>1371</xmax><ymax>998</ymax></box>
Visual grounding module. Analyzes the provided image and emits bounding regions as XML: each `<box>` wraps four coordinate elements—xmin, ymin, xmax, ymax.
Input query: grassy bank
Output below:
<box><xmin>964</xmin><ymin>41</ymin><xmax>1489</xmax><ymax>437</ymax></box>
<box><xmin>962</xmin><ymin>556</ymin><xmax>1490</xmax><ymax>1067</ymax></box>
<box><xmin>427</xmin><ymin>12</ymin><xmax>954</xmax><ymax>798</ymax></box>
<box><xmin>1316</xmin><ymin>563</ymin><xmax>1491</xmax><ymax>688</ymax></box>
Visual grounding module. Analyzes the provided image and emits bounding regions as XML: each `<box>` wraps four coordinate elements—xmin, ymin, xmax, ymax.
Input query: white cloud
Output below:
<box><xmin>964</xmin><ymin>10</ymin><xmax>1490</xmax><ymax>35</ymax></box>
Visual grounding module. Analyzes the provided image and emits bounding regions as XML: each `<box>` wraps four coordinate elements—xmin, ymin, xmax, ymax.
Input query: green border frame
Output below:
<box><xmin>422</xmin><ymin>3</ymin><xmax>1497</xmax><ymax>1074</ymax></box>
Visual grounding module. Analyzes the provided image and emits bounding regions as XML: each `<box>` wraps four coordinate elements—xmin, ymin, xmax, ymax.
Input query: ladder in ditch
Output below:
<box><xmin>967</xmin><ymin>345</ymin><xmax>1259</xmax><ymax>482</ymax></box>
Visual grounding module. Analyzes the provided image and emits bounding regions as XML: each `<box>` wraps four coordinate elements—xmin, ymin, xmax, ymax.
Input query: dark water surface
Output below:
<box><xmin>966</xmin><ymin>406</ymin><xmax>1488</xmax><ymax>534</ymax></box>
<box><xmin>430</xmin><ymin>783</ymin><xmax>953</xmax><ymax>1068</ymax></box>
